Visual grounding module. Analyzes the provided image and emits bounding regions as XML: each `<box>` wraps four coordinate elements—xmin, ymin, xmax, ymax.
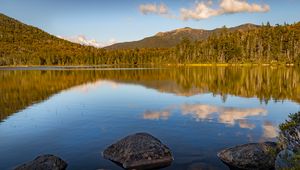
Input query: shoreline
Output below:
<box><xmin>0</xmin><ymin>63</ymin><xmax>296</xmax><ymax>69</ymax></box>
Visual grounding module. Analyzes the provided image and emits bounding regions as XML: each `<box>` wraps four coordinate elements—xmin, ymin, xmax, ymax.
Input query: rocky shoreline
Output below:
<box><xmin>217</xmin><ymin>142</ymin><xmax>279</xmax><ymax>170</ymax></box>
<box><xmin>217</xmin><ymin>111</ymin><xmax>300</xmax><ymax>170</ymax></box>
<box><xmin>14</xmin><ymin>112</ymin><xmax>299</xmax><ymax>170</ymax></box>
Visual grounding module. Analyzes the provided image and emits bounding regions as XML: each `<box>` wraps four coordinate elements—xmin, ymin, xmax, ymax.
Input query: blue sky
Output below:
<box><xmin>0</xmin><ymin>0</ymin><xmax>300</xmax><ymax>45</ymax></box>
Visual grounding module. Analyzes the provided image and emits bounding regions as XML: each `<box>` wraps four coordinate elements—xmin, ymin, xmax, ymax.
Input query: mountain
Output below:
<box><xmin>59</xmin><ymin>35</ymin><xmax>118</xmax><ymax>48</ymax></box>
<box><xmin>1</xmin><ymin>13</ymin><xmax>299</xmax><ymax>66</ymax></box>
<box><xmin>0</xmin><ymin>13</ymin><xmax>102</xmax><ymax>65</ymax></box>
<box><xmin>0</xmin><ymin>13</ymin><xmax>77</xmax><ymax>47</ymax></box>
<box><xmin>59</xmin><ymin>35</ymin><xmax>103</xmax><ymax>48</ymax></box>
<box><xmin>105</xmin><ymin>24</ymin><xmax>259</xmax><ymax>50</ymax></box>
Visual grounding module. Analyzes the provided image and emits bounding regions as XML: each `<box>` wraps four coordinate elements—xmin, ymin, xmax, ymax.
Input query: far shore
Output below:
<box><xmin>0</xmin><ymin>63</ymin><xmax>297</xmax><ymax>69</ymax></box>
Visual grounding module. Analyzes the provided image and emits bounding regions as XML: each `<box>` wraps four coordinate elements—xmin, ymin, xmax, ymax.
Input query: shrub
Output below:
<box><xmin>279</xmin><ymin>111</ymin><xmax>300</xmax><ymax>131</ymax></box>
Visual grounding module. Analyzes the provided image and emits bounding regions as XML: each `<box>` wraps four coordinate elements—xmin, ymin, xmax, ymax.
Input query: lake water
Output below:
<box><xmin>0</xmin><ymin>66</ymin><xmax>299</xmax><ymax>170</ymax></box>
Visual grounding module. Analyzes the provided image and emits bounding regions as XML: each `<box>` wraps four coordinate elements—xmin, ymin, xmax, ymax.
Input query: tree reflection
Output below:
<box><xmin>0</xmin><ymin>66</ymin><xmax>299</xmax><ymax>121</ymax></box>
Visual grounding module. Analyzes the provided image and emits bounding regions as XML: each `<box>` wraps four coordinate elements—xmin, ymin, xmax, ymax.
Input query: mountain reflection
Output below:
<box><xmin>71</xmin><ymin>80</ymin><xmax>119</xmax><ymax>93</ymax></box>
<box><xmin>1</xmin><ymin>66</ymin><xmax>299</xmax><ymax>121</ymax></box>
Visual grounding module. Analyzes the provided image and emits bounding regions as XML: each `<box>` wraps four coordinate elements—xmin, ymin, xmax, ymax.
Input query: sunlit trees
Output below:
<box><xmin>1</xmin><ymin>13</ymin><xmax>300</xmax><ymax>65</ymax></box>
<box><xmin>172</xmin><ymin>22</ymin><xmax>300</xmax><ymax>64</ymax></box>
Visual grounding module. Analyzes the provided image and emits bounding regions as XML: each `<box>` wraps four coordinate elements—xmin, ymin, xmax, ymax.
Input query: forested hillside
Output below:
<box><xmin>0</xmin><ymin>13</ymin><xmax>300</xmax><ymax>65</ymax></box>
<box><xmin>0</xmin><ymin>13</ymin><xmax>104</xmax><ymax>65</ymax></box>
<box><xmin>173</xmin><ymin>23</ymin><xmax>300</xmax><ymax>64</ymax></box>
<box><xmin>105</xmin><ymin>24</ymin><xmax>258</xmax><ymax>50</ymax></box>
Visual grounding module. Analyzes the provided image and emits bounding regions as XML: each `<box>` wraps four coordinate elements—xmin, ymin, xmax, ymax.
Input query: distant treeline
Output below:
<box><xmin>1</xmin><ymin>12</ymin><xmax>300</xmax><ymax>65</ymax></box>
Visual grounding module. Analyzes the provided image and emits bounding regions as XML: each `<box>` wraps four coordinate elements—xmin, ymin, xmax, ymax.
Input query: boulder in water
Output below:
<box><xmin>14</xmin><ymin>154</ymin><xmax>67</xmax><ymax>170</ymax></box>
<box><xmin>103</xmin><ymin>132</ymin><xmax>173</xmax><ymax>170</ymax></box>
<box><xmin>217</xmin><ymin>142</ymin><xmax>279</xmax><ymax>170</ymax></box>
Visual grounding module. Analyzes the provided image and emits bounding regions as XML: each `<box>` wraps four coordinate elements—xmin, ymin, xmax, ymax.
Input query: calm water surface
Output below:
<box><xmin>0</xmin><ymin>67</ymin><xmax>299</xmax><ymax>170</ymax></box>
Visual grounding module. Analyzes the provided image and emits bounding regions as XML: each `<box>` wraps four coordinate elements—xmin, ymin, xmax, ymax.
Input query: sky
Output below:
<box><xmin>0</xmin><ymin>0</ymin><xmax>300</xmax><ymax>46</ymax></box>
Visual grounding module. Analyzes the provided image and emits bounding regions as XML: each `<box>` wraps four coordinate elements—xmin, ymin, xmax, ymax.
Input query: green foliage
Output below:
<box><xmin>279</xmin><ymin>111</ymin><xmax>300</xmax><ymax>131</ymax></box>
<box><xmin>292</xmin><ymin>152</ymin><xmax>300</xmax><ymax>167</ymax></box>
<box><xmin>266</xmin><ymin>145</ymin><xmax>280</xmax><ymax>158</ymax></box>
<box><xmin>173</xmin><ymin>23</ymin><xmax>300</xmax><ymax>64</ymax></box>
<box><xmin>0</xmin><ymin>13</ymin><xmax>300</xmax><ymax>65</ymax></box>
<box><xmin>286</xmin><ymin>151</ymin><xmax>300</xmax><ymax>170</ymax></box>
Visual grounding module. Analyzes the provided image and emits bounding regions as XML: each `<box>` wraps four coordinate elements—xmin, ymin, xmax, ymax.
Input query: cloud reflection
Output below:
<box><xmin>143</xmin><ymin>110</ymin><xmax>171</xmax><ymax>120</ymax></box>
<box><xmin>143</xmin><ymin>103</ymin><xmax>267</xmax><ymax>130</ymax></box>
<box><xmin>238</xmin><ymin>119</ymin><xmax>256</xmax><ymax>129</ymax></box>
<box><xmin>71</xmin><ymin>80</ymin><xmax>119</xmax><ymax>93</ymax></box>
<box><xmin>181</xmin><ymin>104</ymin><xmax>267</xmax><ymax>127</ymax></box>
<box><xmin>218</xmin><ymin>107</ymin><xmax>267</xmax><ymax>125</ymax></box>
<box><xmin>181</xmin><ymin>104</ymin><xmax>218</xmax><ymax>120</ymax></box>
<box><xmin>261</xmin><ymin>121</ymin><xmax>278</xmax><ymax>140</ymax></box>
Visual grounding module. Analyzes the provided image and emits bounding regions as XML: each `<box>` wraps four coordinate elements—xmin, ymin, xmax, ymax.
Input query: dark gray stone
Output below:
<box><xmin>275</xmin><ymin>149</ymin><xmax>295</xmax><ymax>170</ymax></box>
<box><xmin>103</xmin><ymin>133</ymin><xmax>173</xmax><ymax>170</ymax></box>
<box><xmin>217</xmin><ymin>142</ymin><xmax>279</xmax><ymax>170</ymax></box>
<box><xmin>14</xmin><ymin>154</ymin><xmax>67</xmax><ymax>170</ymax></box>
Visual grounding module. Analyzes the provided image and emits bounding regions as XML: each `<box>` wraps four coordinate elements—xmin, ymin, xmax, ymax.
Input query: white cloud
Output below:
<box><xmin>181</xmin><ymin>0</ymin><xmax>270</xmax><ymax>21</ymax></box>
<box><xmin>219</xmin><ymin>0</ymin><xmax>270</xmax><ymax>13</ymax></box>
<box><xmin>139</xmin><ymin>3</ymin><xmax>169</xmax><ymax>15</ymax></box>
<box><xmin>58</xmin><ymin>35</ymin><xmax>117</xmax><ymax>48</ymax></box>
<box><xmin>139</xmin><ymin>0</ymin><xmax>270</xmax><ymax>21</ymax></box>
<box><xmin>180</xmin><ymin>1</ymin><xmax>221</xmax><ymax>20</ymax></box>
<box><xmin>100</xmin><ymin>38</ymin><xmax>118</xmax><ymax>47</ymax></box>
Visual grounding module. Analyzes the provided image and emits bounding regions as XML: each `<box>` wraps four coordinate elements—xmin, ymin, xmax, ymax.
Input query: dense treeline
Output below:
<box><xmin>1</xmin><ymin>13</ymin><xmax>300</xmax><ymax>65</ymax></box>
<box><xmin>174</xmin><ymin>23</ymin><xmax>300</xmax><ymax>64</ymax></box>
<box><xmin>1</xmin><ymin>67</ymin><xmax>300</xmax><ymax>120</ymax></box>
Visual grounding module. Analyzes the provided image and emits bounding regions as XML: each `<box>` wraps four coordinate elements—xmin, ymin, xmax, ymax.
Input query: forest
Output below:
<box><xmin>0</xmin><ymin>13</ymin><xmax>300</xmax><ymax>65</ymax></box>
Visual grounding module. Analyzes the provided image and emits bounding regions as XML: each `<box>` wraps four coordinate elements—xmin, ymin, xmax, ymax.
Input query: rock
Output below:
<box><xmin>217</xmin><ymin>142</ymin><xmax>279</xmax><ymax>170</ymax></box>
<box><xmin>103</xmin><ymin>132</ymin><xmax>173</xmax><ymax>170</ymax></box>
<box><xmin>275</xmin><ymin>149</ymin><xmax>295</xmax><ymax>170</ymax></box>
<box><xmin>278</xmin><ymin>125</ymin><xmax>300</xmax><ymax>152</ymax></box>
<box><xmin>14</xmin><ymin>154</ymin><xmax>67</xmax><ymax>170</ymax></box>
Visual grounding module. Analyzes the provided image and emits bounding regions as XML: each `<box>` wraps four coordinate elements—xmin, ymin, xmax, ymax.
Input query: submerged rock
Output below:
<box><xmin>275</xmin><ymin>149</ymin><xmax>295</xmax><ymax>170</ymax></box>
<box><xmin>217</xmin><ymin>142</ymin><xmax>279</xmax><ymax>170</ymax></box>
<box><xmin>103</xmin><ymin>132</ymin><xmax>173</xmax><ymax>170</ymax></box>
<box><xmin>14</xmin><ymin>154</ymin><xmax>67</xmax><ymax>170</ymax></box>
<box><xmin>188</xmin><ymin>162</ymin><xmax>219</xmax><ymax>170</ymax></box>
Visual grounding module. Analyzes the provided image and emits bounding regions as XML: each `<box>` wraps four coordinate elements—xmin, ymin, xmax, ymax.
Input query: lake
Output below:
<box><xmin>0</xmin><ymin>66</ymin><xmax>299</xmax><ymax>170</ymax></box>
